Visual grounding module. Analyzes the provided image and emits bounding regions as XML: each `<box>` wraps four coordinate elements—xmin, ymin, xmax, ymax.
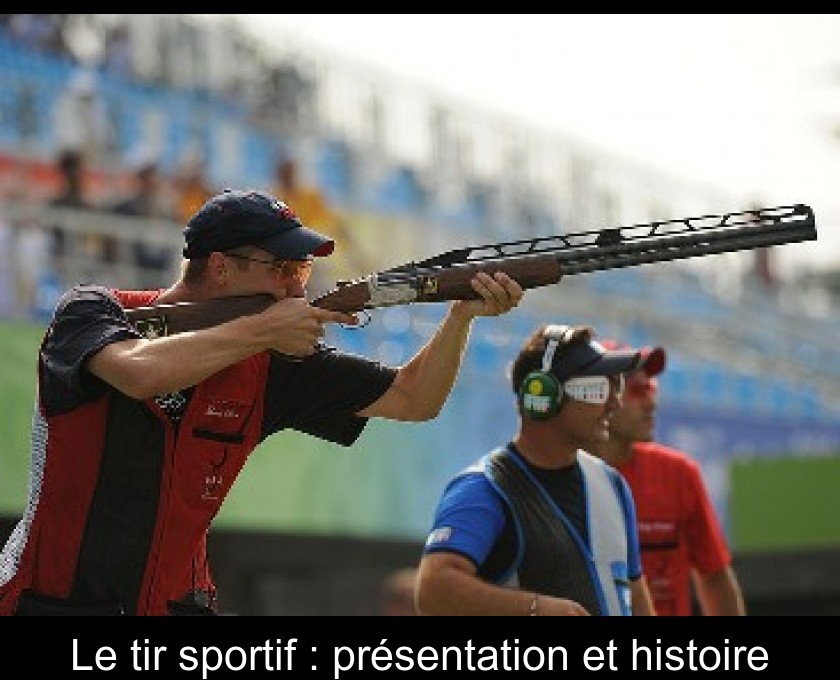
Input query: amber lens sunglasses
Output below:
<box><xmin>224</xmin><ymin>253</ymin><xmax>314</xmax><ymax>283</ymax></box>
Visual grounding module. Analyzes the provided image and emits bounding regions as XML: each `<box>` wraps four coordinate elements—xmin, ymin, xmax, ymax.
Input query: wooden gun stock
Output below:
<box><xmin>126</xmin><ymin>294</ymin><xmax>276</xmax><ymax>338</ymax></box>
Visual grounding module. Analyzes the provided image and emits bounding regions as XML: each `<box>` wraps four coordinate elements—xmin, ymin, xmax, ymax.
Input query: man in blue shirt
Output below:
<box><xmin>416</xmin><ymin>323</ymin><xmax>656</xmax><ymax>616</ymax></box>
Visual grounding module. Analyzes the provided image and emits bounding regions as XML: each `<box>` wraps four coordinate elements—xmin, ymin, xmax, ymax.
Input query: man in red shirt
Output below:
<box><xmin>597</xmin><ymin>340</ymin><xmax>746</xmax><ymax>616</ymax></box>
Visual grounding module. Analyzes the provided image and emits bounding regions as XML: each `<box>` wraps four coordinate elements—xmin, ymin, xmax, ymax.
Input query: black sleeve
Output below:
<box><xmin>262</xmin><ymin>344</ymin><xmax>397</xmax><ymax>446</ymax></box>
<box><xmin>40</xmin><ymin>284</ymin><xmax>143</xmax><ymax>414</ymax></box>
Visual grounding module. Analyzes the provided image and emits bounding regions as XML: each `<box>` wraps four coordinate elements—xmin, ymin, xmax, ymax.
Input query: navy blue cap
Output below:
<box><xmin>550</xmin><ymin>338</ymin><xmax>642</xmax><ymax>381</ymax></box>
<box><xmin>182</xmin><ymin>188</ymin><xmax>335</xmax><ymax>260</ymax></box>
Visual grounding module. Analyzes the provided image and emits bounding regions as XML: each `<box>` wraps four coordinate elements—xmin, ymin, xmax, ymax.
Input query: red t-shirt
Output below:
<box><xmin>614</xmin><ymin>441</ymin><xmax>731</xmax><ymax>616</ymax></box>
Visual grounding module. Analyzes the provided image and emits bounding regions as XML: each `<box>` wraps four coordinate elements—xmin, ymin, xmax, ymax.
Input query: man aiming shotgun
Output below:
<box><xmin>0</xmin><ymin>188</ymin><xmax>524</xmax><ymax>616</ymax></box>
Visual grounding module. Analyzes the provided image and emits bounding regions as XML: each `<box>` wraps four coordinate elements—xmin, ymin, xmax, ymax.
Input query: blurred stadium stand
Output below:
<box><xmin>1</xmin><ymin>14</ymin><xmax>838</xmax><ymax>615</ymax></box>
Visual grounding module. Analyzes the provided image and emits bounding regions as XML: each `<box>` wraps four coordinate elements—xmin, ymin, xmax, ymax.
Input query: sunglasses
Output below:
<box><xmin>563</xmin><ymin>374</ymin><xmax>625</xmax><ymax>405</ymax></box>
<box><xmin>224</xmin><ymin>253</ymin><xmax>314</xmax><ymax>283</ymax></box>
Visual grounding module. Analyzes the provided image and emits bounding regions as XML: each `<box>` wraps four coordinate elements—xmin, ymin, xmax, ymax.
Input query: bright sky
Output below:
<box><xmin>209</xmin><ymin>14</ymin><xmax>840</xmax><ymax>275</ymax></box>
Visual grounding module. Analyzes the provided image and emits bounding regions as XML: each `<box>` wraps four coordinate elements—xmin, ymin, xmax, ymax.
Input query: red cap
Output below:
<box><xmin>600</xmin><ymin>339</ymin><xmax>666</xmax><ymax>377</ymax></box>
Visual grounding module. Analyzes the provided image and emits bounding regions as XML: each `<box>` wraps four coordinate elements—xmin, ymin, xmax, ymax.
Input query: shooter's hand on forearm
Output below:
<box><xmin>450</xmin><ymin>271</ymin><xmax>524</xmax><ymax>320</ymax></box>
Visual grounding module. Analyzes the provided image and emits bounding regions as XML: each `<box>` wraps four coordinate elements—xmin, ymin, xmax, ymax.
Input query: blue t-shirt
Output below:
<box><xmin>423</xmin><ymin>446</ymin><xmax>643</xmax><ymax>583</ymax></box>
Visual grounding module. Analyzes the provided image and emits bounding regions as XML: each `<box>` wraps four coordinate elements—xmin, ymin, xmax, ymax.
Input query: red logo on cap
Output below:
<box><xmin>272</xmin><ymin>199</ymin><xmax>297</xmax><ymax>221</ymax></box>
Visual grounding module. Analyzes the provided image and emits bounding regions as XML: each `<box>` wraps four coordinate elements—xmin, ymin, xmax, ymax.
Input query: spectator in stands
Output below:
<box><xmin>13</xmin><ymin>217</ymin><xmax>52</xmax><ymax>320</ymax></box>
<box><xmin>740</xmin><ymin>203</ymin><xmax>779</xmax><ymax>297</ymax></box>
<box><xmin>380</xmin><ymin>567</ymin><xmax>418</xmax><ymax>616</ymax></box>
<box><xmin>253</xmin><ymin>62</ymin><xmax>314</xmax><ymax>135</ymax></box>
<box><xmin>0</xmin><ymin>211</ymin><xmax>15</xmax><ymax>317</ymax></box>
<box><xmin>110</xmin><ymin>146</ymin><xmax>176</xmax><ymax>282</ymax></box>
<box><xmin>6</xmin><ymin>14</ymin><xmax>67</xmax><ymax>55</ymax></box>
<box><xmin>0</xmin><ymin>150</ymin><xmax>29</xmax><ymax>202</ymax></box>
<box><xmin>50</xmin><ymin>148</ymin><xmax>90</xmax><ymax>210</ymax></box>
<box><xmin>1</xmin><ymin>158</ymin><xmax>56</xmax><ymax>319</ymax></box>
<box><xmin>49</xmin><ymin>147</ymin><xmax>119</xmax><ymax>267</ymax></box>
<box><xmin>101</xmin><ymin>22</ymin><xmax>134</xmax><ymax>80</ymax></box>
<box><xmin>173</xmin><ymin>146</ymin><xmax>214</xmax><ymax>225</ymax></box>
<box><xmin>597</xmin><ymin>339</ymin><xmax>746</xmax><ymax>616</ymax></box>
<box><xmin>273</xmin><ymin>155</ymin><xmax>335</xmax><ymax>229</ymax></box>
<box><xmin>14</xmin><ymin>83</ymin><xmax>39</xmax><ymax>151</ymax></box>
<box><xmin>416</xmin><ymin>324</ymin><xmax>655</xmax><ymax>616</ymax></box>
<box><xmin>0</xmin><ymin>187</ymin><xmax>524</xmax><ymax>616</ymax></box>
<box><xmin>111</xmin><ymin>146</ymin><xmax>171</xmax><ymax>219</ymax></box>
<box><xmin>52</xmin><ymin>68</ymin><xmax>117</xmax><ymax>168</ymax></box>
<box><xmin>273</xmin><ymin>154</ymin><xmax>369</xmax><ymax>289</ymax></box>
<box><xmin>48</xmin><ymin>148</ymin><xmax>88</xmax><ymax>261</ymax></box>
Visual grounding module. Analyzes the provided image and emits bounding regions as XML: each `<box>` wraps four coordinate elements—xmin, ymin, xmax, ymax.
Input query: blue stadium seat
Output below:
<box><xmin>767</xmin><ymin>380</ymin><xmax>795</xmax><ymax>416</ymax></box>
<box><xmin>733</xmin><ymin>374</ymin><xmax>759</xmax><ymax>411</ymax></box>
<box><xmin>365</xmin><ymin>165</ymin><xmax>427</xmax><ymax>215</ymax></box>
<box><xmin>659</xmin><ymin>365</ymin><xmax>690</xmax><ymax>404</ymax></box>
<box><xmin>315</xmin><ymin>138</ymin><xmax>354</xmax><ymax>205</ymax></box>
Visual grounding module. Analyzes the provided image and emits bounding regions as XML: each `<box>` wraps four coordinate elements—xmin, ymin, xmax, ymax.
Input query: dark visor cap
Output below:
<box><xmin>550</xmin><ymin>339</ymin><xmax>642</xmax><ymax>382</ymax></box>
<box><xmin>600</xmin><ymin>339</ymin><xmax>666</xmax><ymax>377</ymax></box>
<box><xmin>182</xmin><ymin>189</ymin><xmax>335</xmax><ymax>260</ymax></box>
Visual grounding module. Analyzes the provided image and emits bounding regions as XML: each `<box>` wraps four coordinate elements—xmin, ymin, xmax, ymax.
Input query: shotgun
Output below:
<box><xmin>125</xmin><ymin>203</ymin><xmax>817</xmax><ymax>337</ymax></box>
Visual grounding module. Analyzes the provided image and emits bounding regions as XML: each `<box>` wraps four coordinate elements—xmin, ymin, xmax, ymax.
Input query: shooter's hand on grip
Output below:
<box><xmin>256</xmin><ymin>297</ymin><xmax>357</xmax><ymax>357</ymax></box>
